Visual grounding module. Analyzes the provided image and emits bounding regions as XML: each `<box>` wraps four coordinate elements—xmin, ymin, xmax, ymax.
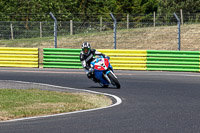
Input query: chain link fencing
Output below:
<box><xmin>0</xmin><ymin>13</ymin><xmax>200</xmax><ymax>50</ymax></box>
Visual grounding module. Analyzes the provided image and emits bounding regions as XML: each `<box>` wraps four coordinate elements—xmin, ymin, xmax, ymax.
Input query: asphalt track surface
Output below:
<box><xmin>0</xmin><ymin>68</ymin><xmax>200</xmax><ymax>133</ymax></box>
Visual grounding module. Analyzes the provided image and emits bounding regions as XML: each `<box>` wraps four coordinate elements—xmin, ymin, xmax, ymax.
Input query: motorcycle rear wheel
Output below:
<box><xmin>107</xmin><ymin>72</ymin><xmax>120</xmax><ymax>89</ymax></box>
<box><xmin>99</xmin><ymin>83</ymin><xmax>109</xmax><ymax>88</ymax></box>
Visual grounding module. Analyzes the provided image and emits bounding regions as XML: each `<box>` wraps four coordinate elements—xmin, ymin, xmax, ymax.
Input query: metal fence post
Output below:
<box><xmin>180</xmin><ymin>9</ymin><xmax>184</xmax><ymax>25</ymax></box>
<box><xmin>40</xmin><ymin>22</ymin><xmax>42</xmax><ymax>38</ymax></box>
<box><xmin>127</xmin><ymin>14</ymin><xmax>129</xmax><ymax>29</ymax></box>
<box><xmin>100</xmin><ymin>17</ymin><xmax>102</xmax><ymax>32</ymax></box>
<box><xmin>70</xmin><ymin>20</ymin><xmax>73</xmax><ymax>35</ymax></box>
<box><xmin>49</xmin><ymin>12</ymin><xmax>57</xmax><ymax>48</ymax></box>
<box><xmin>110</xmin><ymin>13</ymin><xmax>117</xmax><ymax>49</ymax></box>
<box><xmin>10</xmin><ymin>22</ymin><xmax>14</xmax><ymax>40</ymax></box>
<box><xmin>153</xmin><ymin>12</ymin><xmax>156</xmax><ymax>27</ymax></box>
<box><xmin>174</xmin><ymin>13</ymin><xmax>181</xmax><ymax>51</ymax></box>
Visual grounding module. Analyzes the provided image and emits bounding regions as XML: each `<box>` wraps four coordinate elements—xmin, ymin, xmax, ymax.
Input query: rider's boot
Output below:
<box><xmin>91</xmin><ymin>76</ymin><xmax>99</xmax><ymax>83</ymax></box>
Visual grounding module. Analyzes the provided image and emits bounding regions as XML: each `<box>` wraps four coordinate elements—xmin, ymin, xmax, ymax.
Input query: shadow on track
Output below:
<box><xmin>88</xmin><ymin>86</ymin><xmax>120</xmax><ymax>90</ymax></box>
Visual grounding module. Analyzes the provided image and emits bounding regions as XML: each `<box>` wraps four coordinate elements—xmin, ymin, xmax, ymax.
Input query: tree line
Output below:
<box><xmin>0</xmin><ymin>0</ymin><xmax>199</xmax><ymax>21</ymax></box>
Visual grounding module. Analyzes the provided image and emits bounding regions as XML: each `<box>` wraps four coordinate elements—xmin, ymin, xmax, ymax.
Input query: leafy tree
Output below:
<box><xmin>142</xmin><ymin>0</ymin><xmax>159</xmax><ymax>13</ymax></box>
<box><xmin>157</xmin><ymin>0</ymin><xmax>200</xmax><ymax>23</ymax></box>
<box><xmin>157</xmin><ymin>0</ymin><xmax>200</xmax><ymax>15</ymax></box>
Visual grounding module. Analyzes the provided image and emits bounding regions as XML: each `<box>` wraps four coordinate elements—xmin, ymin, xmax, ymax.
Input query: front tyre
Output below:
<box><xmin>107</xmin><ymin>72</ymin><xmax>120</xmax><ymax>89</ymax></box>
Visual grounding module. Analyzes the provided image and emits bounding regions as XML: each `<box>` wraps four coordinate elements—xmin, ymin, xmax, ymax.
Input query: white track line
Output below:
<box><xmin>0</xmin><ymin>80</ymin><xmax>122</xmax><ymax>123</ymax></box>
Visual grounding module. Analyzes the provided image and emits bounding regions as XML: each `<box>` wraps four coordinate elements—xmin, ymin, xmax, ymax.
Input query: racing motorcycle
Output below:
<box><xmin>90</xmin><ymin>56</ymin><xmax>120</xmax><ymax>89</ymax></box>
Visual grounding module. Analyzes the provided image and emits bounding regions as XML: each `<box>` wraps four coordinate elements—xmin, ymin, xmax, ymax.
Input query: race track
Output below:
<box><xmin>0</xmin><ymin>68</ymin><xmax>200</xmax><ymax>133</ymax></box>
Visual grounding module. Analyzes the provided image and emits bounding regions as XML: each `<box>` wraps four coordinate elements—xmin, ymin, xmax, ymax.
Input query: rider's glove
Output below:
<box><xmin>89</xmin><ymin>68</ymin><xmax>94</xmax><ymax>74</ymax></box>
<box><xmin>105</xmin><ymin>55</ymin><xmax>110</xmax><ymax>60</ymax></box>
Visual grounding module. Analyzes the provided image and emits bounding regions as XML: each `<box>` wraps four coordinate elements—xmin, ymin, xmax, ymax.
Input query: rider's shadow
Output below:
<box><xmin>88</xmin><ymin>86</ymin><xmax>119</xmax><ymax>89</ymax></box>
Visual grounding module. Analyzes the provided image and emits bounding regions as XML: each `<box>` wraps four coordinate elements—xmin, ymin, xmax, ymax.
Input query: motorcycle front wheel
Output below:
<box><xmin>107</xmin><ymin>72</ymin><xmax>120</xmax><ymax>89</ymax></box>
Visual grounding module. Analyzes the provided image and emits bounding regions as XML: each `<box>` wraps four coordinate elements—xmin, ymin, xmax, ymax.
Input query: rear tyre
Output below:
<box><xmin>107</xmin><ymin>72</ymin><xmax>120</xmax><ymax>89</ymax></box>
<box><xmin>99</xmin><ymin>83</ymin><xmax>109</xmax><ymax>88</ymax></box>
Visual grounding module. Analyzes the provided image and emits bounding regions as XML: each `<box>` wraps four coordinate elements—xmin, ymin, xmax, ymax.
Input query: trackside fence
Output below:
<box><xmin>0</xmin><ymin>47</ymin><xmax>38</xmax><ymax>68</ymax></box>
<box><xmin>42</xmin><ymin>48</ymin><xmax>200</xmax><ymax>72</ymax></box>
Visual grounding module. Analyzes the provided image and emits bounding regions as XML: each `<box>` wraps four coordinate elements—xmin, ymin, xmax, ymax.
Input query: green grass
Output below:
<box><xmin>0</xmin><ymin>89</ymin><xmax>112</xmax><ymax>121</ymax></box>
<box><xmin>0</xmin><ymin>23</ymin><xmax>200</xmax><ymax>50</ymax></box>
<box><xmin>0</xmin><ymin>36</ymin><xmax>54</xmax><ymax>47</ymax></box>
<box><xmin>0</xmin><ymin>30</ymin><xmax>113</xmax><ymax>48</ymax></box>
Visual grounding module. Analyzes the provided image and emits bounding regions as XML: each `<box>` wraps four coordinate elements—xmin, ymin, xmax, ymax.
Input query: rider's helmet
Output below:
<box><xmin>82</xmin><ymin>42</ymin><xmax>91</xmax><ymax>55</ymax></box>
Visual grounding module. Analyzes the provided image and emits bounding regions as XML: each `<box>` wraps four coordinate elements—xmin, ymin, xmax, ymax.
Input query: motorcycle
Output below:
<box><xmin>90</xmin><ymin>56</ymin><xmax>120</xmax><ymax>89</ymax></box>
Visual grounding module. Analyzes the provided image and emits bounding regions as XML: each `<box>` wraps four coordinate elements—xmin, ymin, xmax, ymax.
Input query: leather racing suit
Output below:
<box><xmin>80</xmin><ymin>49</ymin><xmax>107</xmax><ymax>81</ymax></box>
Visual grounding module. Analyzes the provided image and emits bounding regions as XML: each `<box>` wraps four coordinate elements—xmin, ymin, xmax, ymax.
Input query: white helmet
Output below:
<box><xmin>82</xmin><ymin>42</ymin><xmax>91</xmax><ymax>55</ymax></box>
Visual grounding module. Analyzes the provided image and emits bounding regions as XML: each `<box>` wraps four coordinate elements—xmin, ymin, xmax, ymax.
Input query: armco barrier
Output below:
<box><xmin>146</xmin><ymin>50</ymin><xmax>200</xmax><ymax>72</ymax></box>
<box><xmin>43</xmin><ymin>48</ymin><xmax>82</xmax><ymax>68</ymax></box>
<box><xmin>97</xmin><ymin>49</ymin><xmax>147</xmax><ymax>70</ymax></box>
<box><xmin>0</xmin><ymin>47</ymin><xmax>38</xmax><ymax>68</ymax></box>
<box><xmin>42</xmin><ymin>48</ymin><xmax>200</xmax><ymax>72</ymax></box>
<box><xmin>43</xmin><ymin>48</ymin><xmax>147</xmax><ymax>70</ymax></box>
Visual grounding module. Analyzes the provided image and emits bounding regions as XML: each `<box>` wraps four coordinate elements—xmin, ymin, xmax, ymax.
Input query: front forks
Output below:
<box><xmin>103</xmin><ymin>72</ymin><xmax>111</xmax><ymax>84</ymax></box>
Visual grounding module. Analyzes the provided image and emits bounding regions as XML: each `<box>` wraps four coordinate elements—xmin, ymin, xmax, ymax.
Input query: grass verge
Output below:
<box><xmin>0</xmin><ymin>24</ymin><xmax>200</xmax><ymax>50</ymax></box>
<box><xmin>0</xmin><ymin>88</ymin><xmax>112</xmax><ymax>121</ymax></box>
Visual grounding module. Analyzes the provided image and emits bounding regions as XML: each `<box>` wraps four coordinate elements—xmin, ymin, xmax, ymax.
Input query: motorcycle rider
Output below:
<box><xmin>80</xmin><ymin>42</ymin><xmax>109</xmax><ymax>82</ymax></box>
